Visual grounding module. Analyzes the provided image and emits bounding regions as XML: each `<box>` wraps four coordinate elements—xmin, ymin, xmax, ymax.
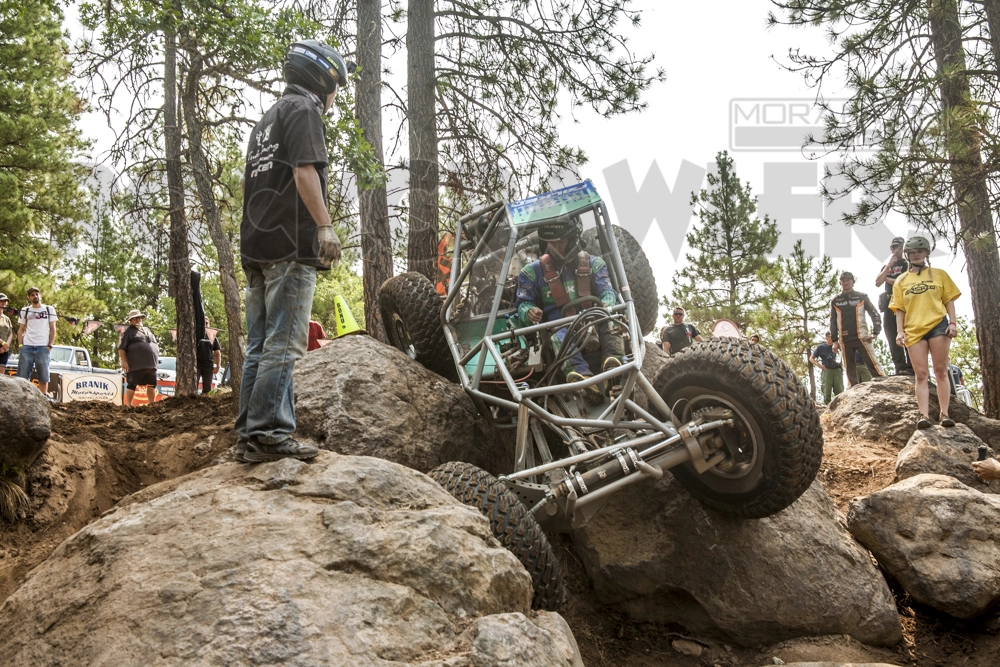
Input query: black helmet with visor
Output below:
<box><xmin>284</xmin><ymin>40</ymin><xmax>353</xmax><ymax>97</ymax></box>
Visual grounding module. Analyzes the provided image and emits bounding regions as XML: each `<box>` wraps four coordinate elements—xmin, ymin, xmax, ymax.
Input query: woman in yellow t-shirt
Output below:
<box><xmin>889</xmin><ymin>236</ymin><xmax>961</xmax><ymax>430</ymax></box>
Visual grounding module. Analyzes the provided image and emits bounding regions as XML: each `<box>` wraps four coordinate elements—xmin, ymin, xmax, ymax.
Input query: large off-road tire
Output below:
<box><xmin>581</xmin><ymin>225</ymin><xmax>658</xmax><ymax>335</ymax></box>
<box><xmin>653</xmin><ymin>338</ymin><xmax>823</xmax><ymax>519</ymax></box>
<box><xmin>379</xmin><ymin>272</ymin><xmax>457</xmax><ymax>381</ymax></box>
<box><xmin>428</xmin><ymin>461</ymin><xmax>565</xmax><ymax>611</ymax></box>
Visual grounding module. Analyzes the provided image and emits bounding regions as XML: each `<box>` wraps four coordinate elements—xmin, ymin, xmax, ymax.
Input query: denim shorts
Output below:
<box><xmin>17</xmin><ymin>345</ymin><xmax>50</xmax><ymax>383</ymax></box>
<box><xmin>922</xmin><ymin>316</ymin><xmax>950</xmax><ymax>341</ymax></box>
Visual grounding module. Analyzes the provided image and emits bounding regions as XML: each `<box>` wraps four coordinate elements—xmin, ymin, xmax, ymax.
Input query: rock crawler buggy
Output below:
<box><xmin>379</xmin><ymin>181</ymin><xmax>823</xmax><ymax>610</ymax></box>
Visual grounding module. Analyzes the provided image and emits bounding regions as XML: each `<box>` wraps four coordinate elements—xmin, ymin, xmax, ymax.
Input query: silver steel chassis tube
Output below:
<box><xmin>502</xmin><ymin>431</ymin><xmax>681</xmax><ymax>482</ymax></box>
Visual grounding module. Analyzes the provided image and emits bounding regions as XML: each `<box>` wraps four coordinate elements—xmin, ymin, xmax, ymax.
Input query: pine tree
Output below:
<box><xmin>755</xmin><ymin>240</ymin><xmax>839</xmax><ymax>398</ymax></box>
<box><xmin>0</xmin><ymin>0</ymin><xmax>88</xmax><ymax>276</ymax></box>
<box><xmin>770</xmin><ymin>0</ymin><xmax>1000</xmax><ymax>418</ymax></box>
<box><xmin>669</xmin><ymin>151</ymin><xmax>778</xmax><ymax>330</ymax></box>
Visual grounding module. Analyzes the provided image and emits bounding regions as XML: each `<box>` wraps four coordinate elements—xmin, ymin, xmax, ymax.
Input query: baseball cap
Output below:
<box><xmin>840</xmin><ymin>271</ymin><xmax>855</xmax><ymax>281</ymax></box>
<box><xmin>0</xmin><ymin>293</ymin><xmax>7</xmax><ymax>302</ymax></box>
<box><xmin>890</xmin><ymin>236</ymin><xmax>905</xmax><ymax>248</ymax></box>
<box><xmin>27</xmin><ymin>286</ymin><xmax>40</xmax><ymax>295</ymax></box>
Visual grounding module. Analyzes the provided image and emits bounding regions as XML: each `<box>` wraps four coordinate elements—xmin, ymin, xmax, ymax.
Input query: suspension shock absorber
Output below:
<box><xmin>550</xmin><ymin>448</ymin><xmax>642</xmax><ymax>498</ymax></box>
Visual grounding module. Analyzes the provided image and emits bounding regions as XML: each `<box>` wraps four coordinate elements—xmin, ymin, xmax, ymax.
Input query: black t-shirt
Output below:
<box><xmin>241</xmin><ymin>87</ymin><xmax>329</xmax><ymax>269</ymax></box>
<box><xmin>197</xmin><ymin>336</ymin><xmax>221</xmax><ymax>368</ymax></box>
<box><xmin>660</xmin><ymin>323</ymin><xmax>700</xmax><ymax>354</ymax></box>
<box><xmin>812</xmin><ymin>343</ymin><xmax>841</xmax><ymax>369</ymax></box>
<box><xmin>119</xmin><ymin>325</ymin><xmax>159</xmax><ymax>370</ymax></box>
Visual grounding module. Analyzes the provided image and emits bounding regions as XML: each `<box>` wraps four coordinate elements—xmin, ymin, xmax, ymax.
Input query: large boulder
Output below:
<box><xmin>294</xmin><ymin>335</ymin><xmax>512</xmax><ymax>475</ymax></box>
<box><xmin>0</xmin><ymin>452</ymin><xmax>583</xmax><ymax>666</ymax></box>
<box><xmin>0</xmin><ymin>375</ymin><xmax>50</xmax><ymax>471</ymax></box>
<box><xmin>573</xmin><ymin>475</ymin><xmax>902</xmax><ymax>646</ymax></box>
<box><xmin>827</xmin><ymin>376</ymin><xmax>1000</xmax><ymax>447</ymax></box>
<box><xmin>847</xmin><ymin>474</ymin><xmax>1000</xmax><ymax>619</ymax></box>
<box><xmin>895</xmin><ymin>424</ymin><xmax>1000</xmax><ymax>493</ymax></box>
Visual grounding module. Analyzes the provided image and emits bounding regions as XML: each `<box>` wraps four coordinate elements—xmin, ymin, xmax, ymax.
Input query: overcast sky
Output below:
<box><xmin>557</xmin><ymin>0</ymin><xmax>975</xmax><ymax>329</ymax></box>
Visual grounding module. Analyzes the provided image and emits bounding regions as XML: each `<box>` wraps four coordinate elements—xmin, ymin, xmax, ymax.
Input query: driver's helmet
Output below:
<box><xmin>537</xmin><ymin>216</ymin><xmax>583</xmax><ymax>256</ymax></box>
<box><xmin>284</xmin><ymin>40</ymin><xmax>353</xmax><ymax>97</ymax></box>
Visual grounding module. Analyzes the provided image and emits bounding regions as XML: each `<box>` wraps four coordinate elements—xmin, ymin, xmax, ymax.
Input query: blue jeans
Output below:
<box><xmin>18</xmin><ymin>345</ymin><xmax>50</xmax><ymax>383</ymax></box>
<box><xmin>236</xmin><ymin>262</ymin><xmax>316</xmax><ymax>445</ymax></box>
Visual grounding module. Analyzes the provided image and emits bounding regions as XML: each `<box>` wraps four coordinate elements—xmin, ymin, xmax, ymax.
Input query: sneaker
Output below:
<box><xmin>235</xmin><ymin>438</ymin><xmax>249</xmax><ymax>463</ymax></box>
<box><xmin>602</xmin><ymin>356</ymin><xmax>622</xmax><ymax>373</ymax></box>
<box><xmin>566</xmin><ymin>371</ymin><xmax>604</xmax><ymax>406</ymax></box>
<box><xmin>243</xmin><ymin>436</ymin><xmax>319</xmax><ymax>463</ymax></box>
<box><xmin>941</xmin><ymin>417</ymin><xmax>956</xmax><ymax>427</ymax></box>
<box><xmin>917</xmin><ymin>417</ymin><xmax>933</xmax><ymax>429</ymax></box>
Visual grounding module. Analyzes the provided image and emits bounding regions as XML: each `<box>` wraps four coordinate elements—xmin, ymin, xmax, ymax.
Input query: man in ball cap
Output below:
<box><xmin>16</xmin><ymin>287</ymin><xmax>57</xmax><ymax>396</ymax></box>
<box><xmin>875</xmin><ymin>236</ymin><xmax>913</xmax><ymax>375</ymax></box>
<box><xmin>118</xmin><ymin>309</ymin><xmax>159</xmax><ymax>406</ymax></box>
<box><xmin>830</xmin><ymin>271</ymin><xmax>884</xmax><ymax>387</ymax></box>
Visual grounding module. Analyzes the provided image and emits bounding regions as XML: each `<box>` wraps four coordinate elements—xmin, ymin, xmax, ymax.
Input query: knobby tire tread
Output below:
<box><xmin>378</xmin><ymin>272</ymin><xmax>457</xmax><ymax>381</ymax></box>
<box><xmin>582</xmin><ymin>225</ymin><xmax>658</xmax><ymax>336</ymax></box>
<box><xmin>428</xmin><ymin>461</ymin><xmax>565</xmax><ymax>611</ymax></box>
<box><xmin>653</xmin><ymin>338</ymin><xmax>823</xmax><ymax>518</ymax></box>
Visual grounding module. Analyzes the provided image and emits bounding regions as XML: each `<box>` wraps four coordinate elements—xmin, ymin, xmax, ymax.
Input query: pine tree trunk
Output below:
<box><xmin>929</xmin><ymin>0</ymin><xmax>1000</xmax><ymax>418</ymax></box>
<box><xmin>358</xmin><ymin>0</ymin><xmax>392</xmax><ymax>342</ymax></box>
<box><xmin>180</xmin><ymin>53</ymin><xmax>245</xmax><ymax>402</ymax></box>
<box><xmin>982</xmin><ymin>0</ymin><xmax>1000</xmax><ymax>71</ymax></box>
<box><xmin>406</xmin><ymin>0</ymin><xmax>439</xmax><ymax>281</ymax></box>
<box><xmin>164</xmin><ymin>28</ymin><xmax>197</xmax><ymax>396</ymax></box>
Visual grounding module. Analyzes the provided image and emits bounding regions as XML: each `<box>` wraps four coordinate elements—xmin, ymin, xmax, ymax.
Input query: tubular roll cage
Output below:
<box><xmin>437</xmin><ymin>190</ymin><xmax>724</xmax><ymax>529</ymax></box>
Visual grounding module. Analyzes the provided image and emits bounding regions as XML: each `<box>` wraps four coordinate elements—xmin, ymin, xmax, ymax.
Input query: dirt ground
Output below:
<box><xmin>3</xmin><ymin>396</ymin><xmax>1000</xmax><ymax>666</ymax></box>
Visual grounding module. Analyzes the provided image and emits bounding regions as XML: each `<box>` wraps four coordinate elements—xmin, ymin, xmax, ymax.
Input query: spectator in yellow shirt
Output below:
<box><xmin>889</xmin><ymin>236</ymin><xmax>961</xmax><ymax>430</ymax></box>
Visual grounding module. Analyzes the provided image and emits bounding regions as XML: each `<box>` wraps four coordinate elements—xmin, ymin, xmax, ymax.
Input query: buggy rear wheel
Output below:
<box><xmin>581</xmin><ymin>225</ymin><xmax>658</xmax><ymax>336</ymax></box>
<box><xmin>653</xmin><ymin>338</ymin><xmax>823</xmax><ymax>518</ymax></box>
<box><xmin>378</xmin><ymin>272</ymin><xmax>456</xmax><ymax>381</ymax></box>
<box><xmin>429</xmin><ymin>461</ymin><xmax>565</xmax><ymax>610</ymax></box>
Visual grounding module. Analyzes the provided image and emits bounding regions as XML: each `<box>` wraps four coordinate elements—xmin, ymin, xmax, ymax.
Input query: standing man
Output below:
<box><xmin>118</xmin><ymin>309</ymin><xmax>159</xmax><ymax>406</ymax></box>
<box><xmin>660</xmin><ymin>306</ymin><xmax>703</xmax><ymax>355</ymax></box>
<box><xmin>0</xmin><ymin>294</ymin><xmax>12</xmax><ymax>368</ymax></box>
<box><xmin>811</xmin><ymin>331</ymin><xmax>844</xmax><ymax>404</ymax></box>
<box><xmin>874</xmin><ymin>236</ymin><xmax>913</xmax><ymax>375</ymax></box>
<box><xmin>830</xmin><ymin>271</ymin><xmax>883</xmax><ymax>387</ymax></box>
<box><xmin>16</xmin><ymin>287</ymin><xmax>56</xmax><ymax>396</ymax></box>
<box><xmin>197</xmin><ymin>317</ymin><xmax>222</xmax><ymax>394</ymax></box>
<box><xmin>236</xmin><ymin>40</ymin><xmax>352</xmax><ymax>463</ymax></box>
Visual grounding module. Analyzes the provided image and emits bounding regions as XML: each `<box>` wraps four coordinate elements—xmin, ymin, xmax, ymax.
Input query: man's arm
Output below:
<box><xmin>213</xmin><ymin>349</ymin><xmax>222</xmax><ymax>372</ymax></box>
<box><xmin>662</xmin><ymin>340</ymin><xmax>670</xmax><ymax>355</ymax></box>
<box><xmin>864</xmin><ymin>294</ymin><xmax>881</xmax><ymax>338</ymax></box>
<box><xmin>514</xmin><ymin>265</ymin><xmax>543</xmax><ymax>324</ymax></box>
<box><xmin>691</xmin><ymin>326</ymin><xmax>704</xmax><ymax>342</ymax></box>
<box><xmin>810</xmin><ymin>352</ymin><xmax>826</xmax><ymax>370</ymax></box>
<box><xmin>292</xmin><ymin>163</ymin><xmax>341</xmax><ymax>266</ymax></box>
<box><xmin>118</xmin><ymin>349</ymin><xmax>129</xmax><ymax>373</ymax></box>
<box><xmin>48</xmin><ymin>319</ymin><xmax>56</xmax><ymax>346</ymax></box>
<box><xmin>829</xmin><ymin>304</ymin><xmax>840</xmax><ymax>352</ymax></box>
<box><xmin>17</xmin><ymin>321</ymin><xmax>25</xmax><ymax>346</ymax></box>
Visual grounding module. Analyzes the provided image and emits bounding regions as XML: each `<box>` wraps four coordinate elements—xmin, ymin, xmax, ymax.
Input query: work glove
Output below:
<box><xmin>317</xmin><ymin>225</ymin><xmax>342</xmax><ymax>267</ymax></box>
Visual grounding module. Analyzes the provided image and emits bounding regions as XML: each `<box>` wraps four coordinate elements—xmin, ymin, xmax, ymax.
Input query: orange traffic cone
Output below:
<box><xmin>332</xmin><ymin>295</ymin><xmax>366</xmax><ymax>338</ymax></box>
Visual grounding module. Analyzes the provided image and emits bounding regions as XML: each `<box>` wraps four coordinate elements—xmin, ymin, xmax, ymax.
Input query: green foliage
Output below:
<box><xmin>0</xmin><ymin>0</ymin><xmax>89</xmax><ymax>275</ymax></box>
<box><xmin>949</xmin><ymin>316</ymin><xmax>982</xmax><ymax>408</ymax></box>
<box><xmin>669</xmin><ymin>151</ymin><xmax>778</xmax><ymax>330</ymax></box>
<box><xmin>432</xmin><ymin>0</ymin><xmax>664</xmax><ymax>199</ymax></box>
<box><xmin>312</xmin><ymin>262</ymin><xmax>364</xmax><ymax>336</ymax></box>
<box><xmin>754</xmin><ymin>240</ymin><xmax>840</xmax><ymax>396</ymax></box>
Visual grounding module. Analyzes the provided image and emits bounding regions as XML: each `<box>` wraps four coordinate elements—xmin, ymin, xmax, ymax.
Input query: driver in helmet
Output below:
<box><xmin>513</xmin><ymin>216</ymin><xmax>624</xmax><ymax>404</ymax></box>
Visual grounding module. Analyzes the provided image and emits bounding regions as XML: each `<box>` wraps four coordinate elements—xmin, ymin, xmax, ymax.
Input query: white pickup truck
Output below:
<box><xmin>4</xmin><ymin>345</ymin><xmax>123</xmax><ymax>403</ymax></box>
